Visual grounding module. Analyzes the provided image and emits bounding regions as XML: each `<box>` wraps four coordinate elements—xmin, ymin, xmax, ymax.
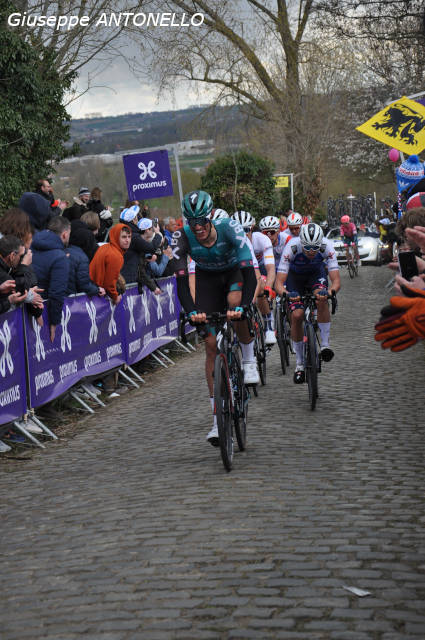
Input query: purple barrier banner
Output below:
<box><xmin>122</xmin><ymin>277</ymin><xmax>179</xmax><ymax>364</ymax></box>
<box><xmin>0</xmin><ymin>308</ymin><xmax>27</xmax><ymax>426</ymax></box>
<box><xmin>24</xmin><ymin>295</ymin><xmax>126</xmax><ymax>408</ymax></box>
<box><xmin>123</xmin><ymin>149</ymin><xmax>174</xmax><ymax>201</ymax></box>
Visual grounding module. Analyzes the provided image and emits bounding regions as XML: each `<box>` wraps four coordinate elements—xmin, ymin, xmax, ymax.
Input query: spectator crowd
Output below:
<box><xmin>0</xmin><ymin>179</ymin><xmax>177</xmax><ymax>449</ymax></box>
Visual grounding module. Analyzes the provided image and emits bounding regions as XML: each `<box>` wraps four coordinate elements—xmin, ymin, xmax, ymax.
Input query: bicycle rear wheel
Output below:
<box><xmin>253</xmin><ymin>307</ymin><xmax>267</xmax><ymax>385</ymax></box>
<box><xmin>214</xmin><ymin>354</ymin><xmax>234</xmax><ymax>471</ymax></box>
<box><xmin>231</xmin><ymin>349</ymin><xmax>248</xmax><ymax>451</ymax></box>
<box><xmin>305</xmin><ymin>323</ymin><xmax>318</xmax><ymax>411</ymax></box>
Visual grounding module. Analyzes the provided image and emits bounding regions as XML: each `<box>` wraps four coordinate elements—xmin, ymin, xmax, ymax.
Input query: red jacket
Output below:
<box><xmin>89</xmin><ymin>223</ymin><xmax>128</xmax><ymax>302</ymax></box>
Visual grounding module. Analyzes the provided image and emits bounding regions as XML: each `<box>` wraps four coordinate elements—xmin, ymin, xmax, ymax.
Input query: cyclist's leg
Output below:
<box><xmin>256</xmin><ymin>267</ymin><xmax>275</xmax><ymax>344</ymax></box>
<box><xmin>227</xmin><ymin>285</ymin><xmax>260</xmax><ymax>384</ymax></box>
<box><xmin>195</xmin><ymin>268</ymin><xmax>224</xmax><ymax>443</ymax></box>
<box><xmin>343</xmin><ymin>239</ymin><xmax>350</xmax><ymax>261</ymax></box>
<box><xmin>353</xmin><ymin>238</ymin><xmax>360</xmax><ymax>263</ymax></box>
<box><xmin>311</xmin><ymin>271</ymin><xmax>333</xmax><ymax>362</ymax></box>
<box><xmin>286</xmin><ymin>271</ymin><xmax>305</xmax><ymax>383</ymax></box>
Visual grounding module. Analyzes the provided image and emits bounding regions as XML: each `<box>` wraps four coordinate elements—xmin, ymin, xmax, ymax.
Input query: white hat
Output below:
<box><xmin>137</xmin><ymin>217</ymin><xmax>153</xmax><ymax>231</ymax></box>
<box><xmin>120</xmin><ymin>205</ymin><xmax>140</xmax><ymax>222</ymax></box>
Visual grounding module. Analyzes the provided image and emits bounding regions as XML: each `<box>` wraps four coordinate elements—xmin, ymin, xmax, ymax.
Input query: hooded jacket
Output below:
<box><xmin>89</xmin><ymin>223</ymin><xmax>128</xmax><ymax>302</ymax></box>
<box><xmin>31</xmin><ymin>230</ymin><xmax>70</xmax><ymax>325</ymax></box>
<box><xmin>18</xmin><ymin>192</ymin><xmax>54</xmax><ymax>232</ymax></box>
<box><xmin>69</xmin><ymin>219</ymin><xmax>98</xmax><ymax>262</ymax></box>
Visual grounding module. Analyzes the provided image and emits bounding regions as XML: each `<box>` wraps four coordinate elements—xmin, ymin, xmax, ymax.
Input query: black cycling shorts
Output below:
<box><xmin>195</xmin><ymin>266</ymin><xmax>243</xmax><ymax>314</ymax></box>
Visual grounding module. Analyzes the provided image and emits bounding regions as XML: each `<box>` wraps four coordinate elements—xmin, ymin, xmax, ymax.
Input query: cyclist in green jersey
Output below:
<box><xmin>171</xmin><ymin>190</ymin><xmax>258</xmax><ymax>446</ymax></box>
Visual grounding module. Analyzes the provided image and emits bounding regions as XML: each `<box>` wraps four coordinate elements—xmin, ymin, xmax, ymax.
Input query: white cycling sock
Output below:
<box><xmin>293</xmin><ymin>340</ymin><xmax>304</xmax><ymax>366</ymax></box>
<box><xmin>240</xmin><ymin>340</ymin><xmax>255</xmax><ymax>362</ymax></box>
<box><xmin>269</xmin><ymin>312</ymin><xmax>275</xmax><ymax>330</ymax></box>
<box><xmin>318</xmin><ymin>322</ymin><xmax>331</xmax><ymax>347</ymax></box>
<box><xmin>210</xmin><ymin>397</ymin><xmax>217</xmax><ymax>427</ymax></box>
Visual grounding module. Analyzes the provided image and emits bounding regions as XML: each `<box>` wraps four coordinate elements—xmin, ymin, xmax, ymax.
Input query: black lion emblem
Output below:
<box><xmin>372</xmin><ymin>103</ymin><xmax>425</xmax><ymax>146</ymax></box>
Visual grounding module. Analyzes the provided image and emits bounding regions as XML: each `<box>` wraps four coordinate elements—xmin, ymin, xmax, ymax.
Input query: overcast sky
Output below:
<box><xmin>67</xmin><ymin>49</ymin><xmax>201</xmax><ymax>119</ymax></box>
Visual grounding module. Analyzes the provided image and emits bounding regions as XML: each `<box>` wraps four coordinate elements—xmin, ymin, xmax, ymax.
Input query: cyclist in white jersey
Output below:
<box><xmin>274</xmin><ymin>223</ymin><xmax>340</xmax><ymax>383</ymax></box>
<box><xmin>231</xmin><ymin>211</ymin><xmax>277</xmax><ymax>345</ymax></box>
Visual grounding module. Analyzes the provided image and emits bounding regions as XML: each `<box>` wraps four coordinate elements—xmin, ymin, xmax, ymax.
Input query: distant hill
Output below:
<box><xmin>69</xmin><ymin>105</ymin><xmax>244</xmax><ymax>155</ymax></box>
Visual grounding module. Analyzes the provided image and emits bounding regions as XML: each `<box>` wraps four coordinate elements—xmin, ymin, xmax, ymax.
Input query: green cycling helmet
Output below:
<box><xmin>182</xmin><ymin>190</ymin><xmax>213</xmax><ymax>219</ymax></box>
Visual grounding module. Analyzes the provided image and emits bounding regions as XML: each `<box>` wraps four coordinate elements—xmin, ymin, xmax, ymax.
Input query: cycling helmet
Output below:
<box><xmin>259</xmin><ymin>215</ymin><xmax>280</xmax><ymax>231</ymax></box>
<box><xmin>231</xmin><ymin>210</ymin><xmax>255</xmax><ymax>230</ymax></box>
<box><xmin>299</xmin><ymin>223</ymin><xmax>323</xmax><ymax>249</ymax></box>
<box><xmin>210</xmin><ymin>208</ymin><xmax>229</xmax><ymax>220</ymax></box>
<box><xmin>340</xmin><ymin>215</ymin><xmax>350</xmax><ymax>224</ymax></box>
<box><xmin>287</xmin><ymin>212</ymin><xmax>303</xmax><ymax>226</ymax></box>
<box><xmin>181</xmin><ymin>190</ymin><xmax>213</xmax><ymax>219</ymax></box>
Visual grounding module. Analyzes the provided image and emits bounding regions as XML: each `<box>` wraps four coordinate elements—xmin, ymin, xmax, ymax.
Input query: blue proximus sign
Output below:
<box><xmin>123</xmin><ymin>149</ymin><xmax>174</xmax><ymax>201</ymax></box>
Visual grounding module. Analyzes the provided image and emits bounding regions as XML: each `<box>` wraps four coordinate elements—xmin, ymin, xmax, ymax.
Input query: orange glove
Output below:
<box><xmin>375</xmin><ymin>286</ymin><xmax>425</xmax><ymax>351</ymax></box>
<box><xmin>264</xmin><ymin>285</ymin><xmax>276</xmax><ymax>300</ymax></box>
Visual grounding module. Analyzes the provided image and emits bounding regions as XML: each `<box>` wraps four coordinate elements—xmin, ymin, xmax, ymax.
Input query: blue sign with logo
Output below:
<box><xmin>123</xmin><ymin>149</ymin><xmax>174</xmax><ymax>201</ymax></box>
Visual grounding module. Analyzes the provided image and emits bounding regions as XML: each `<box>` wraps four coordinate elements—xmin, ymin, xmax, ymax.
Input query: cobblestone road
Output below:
<box><xmin>1</xmin><ymin>266</ymin><xmax>425</xmax><ymax>640</ymax></box>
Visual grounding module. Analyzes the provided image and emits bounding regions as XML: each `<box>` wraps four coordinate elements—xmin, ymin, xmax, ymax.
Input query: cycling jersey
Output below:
<box><xmin>251</xmin><ymin>231</ymin><xmax>274</xmax><ymax>267</ymax></box>
<box><xmin>269</xmin><ymin>231</ymin><xmax>291</xmax><ymax>264</ymax></box>
<box><xmin>188</xmin><ymin>235</ymin><xmax>258</xmax><ymax>274</ymax></box>
<box><xmin>277</xmin><ymin>237</ymin><xmax>339</xmax><ymax>275</ymax></box>
<box><xmin>171</xmin><ymin>218</ymin><xmax>256</xmax><ymax>313</ymax></box>
<box><xmin>172</xmin><ymin>218</ymin><xmax>253</xmax><ymax>273</ymax></box>
<box><xmin>340</xmin><ymin>222</ymin><xmax>357</xmax><ymax>238</ymax></box>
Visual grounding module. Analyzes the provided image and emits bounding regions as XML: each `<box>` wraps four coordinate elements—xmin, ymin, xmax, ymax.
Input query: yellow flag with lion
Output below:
<box><xmin>356</xmin><ymin>96</ymin><xmax>425</xmax><ymax>154</ymax></box>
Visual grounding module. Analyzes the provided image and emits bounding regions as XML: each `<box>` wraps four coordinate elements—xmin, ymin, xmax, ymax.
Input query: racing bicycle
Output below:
<box><xmin>274</xmin><ymin>294</ymin><xmax>292</xmax><ymax>375</ymax></box>
<box><xmin>182</xmin><ymin>311</ymin><xmax>249</xmax><ymax>471</ymax></box>
<box><xmin>302</xmin><ymin>291</ymin><xmax>337</xmax><ymax>410</ymax></box>
<box><xmin>345</xmin><ymin>242</ymin><xmax>359</xmax><ymax>278</ymax></box>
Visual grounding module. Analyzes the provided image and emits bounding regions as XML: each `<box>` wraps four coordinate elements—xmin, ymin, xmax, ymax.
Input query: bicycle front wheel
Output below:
<box><xmin>231</xmin><ymin>350</ymin><xmax>248</xmax><ymax>451</ymax></box>
<box><xmin>214</xmin><ymin>354</ymin><xmax>234</xmax><ymax>471</ymax></box>
<box><xmin>305</xmin><ymin>323</ymin><xmax>318</xmax><ymax>411</ymax></box>
<box><xmin>347</xmin><ymin>259</ymin><xmax>355</xmax><ymax>279</ymax></box>
<box><xmin>253</xmin><ymin>307</ymin><xmax>267</xmax><ymax>385</ymax></box>
<box><xmin>276</xmin><ymin>305</ymin><xmax>288</xmax><ymax>374</ymax></box>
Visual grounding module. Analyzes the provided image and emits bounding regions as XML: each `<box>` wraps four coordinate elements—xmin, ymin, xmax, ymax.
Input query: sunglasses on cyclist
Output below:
<box><xmin>303</xmin><ymin>244</ymin><xmax>320</xmax><ymax>252</ymax></box>
<box><xmin>265</xmin><ymin>229</ymin><xmax>278</xmax><ymax>235</ymax></box>
<box><xmin>188</xmin><ymin>216</ymin><xmax>210</xmax><ymax>228</ymax></box>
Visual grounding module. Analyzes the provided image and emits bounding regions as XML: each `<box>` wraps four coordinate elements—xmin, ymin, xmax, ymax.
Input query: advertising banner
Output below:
<box><xmin>0</xmin><ymin>308</ymin><xmax>27</xmax><ymax>426</ymax></box>
<box><xmin>123</xmin><ymin>149</ymin><xmax>174</xmax><ymax>201</ymax></box>
<box><xmin>24</xmin><ymin>295</ymin><xmax>126</xmax><ymax>408</ymax></box>
<box><xmin>122</xmin><ymin>278</ymin><xmax>179</xmax><ymax>364</ymax></box>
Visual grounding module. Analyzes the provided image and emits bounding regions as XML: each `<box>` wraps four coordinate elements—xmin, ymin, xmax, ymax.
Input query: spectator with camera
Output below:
<box><xmin>139</xmin><ymin>218</ymin><xmax>174</xmax><ymax>278</ymax></box>
<box><xmin>0</xmin><ymin>236</ymin><xmax>31</xmax><ymax>314</ymax></box>
<box><xmin>119</xmin><ymin>208</ymin><xmax>162</xmax><ymax>295</ymax></box>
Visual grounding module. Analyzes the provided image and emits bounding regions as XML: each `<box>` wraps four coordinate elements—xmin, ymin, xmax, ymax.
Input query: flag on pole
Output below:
<box><xmin>356</xmin><ymin>96</ymin><xmax>425</xmax><ymax>154</ymax></box>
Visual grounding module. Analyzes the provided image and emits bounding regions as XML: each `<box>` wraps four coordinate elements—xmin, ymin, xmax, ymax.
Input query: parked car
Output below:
<box><xmin>326</xmin><ymin>228</ymin><xmax>383</xmax><ymax>265</ymax></box>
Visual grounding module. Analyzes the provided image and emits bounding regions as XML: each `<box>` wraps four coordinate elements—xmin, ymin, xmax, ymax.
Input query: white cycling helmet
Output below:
<box><xmin>287</xmin><ymin>212</ymin><xmax>303</xmax><ymax>226</ymax></box>
<box><xmin>259</xmin><ymin>215</ymin><xmax>280</xmax><ymax>231</ymax></box>
<box><xmin>210</xmin><ymin>208</ymin><xmax>229</xmax><ymax>221</ymax></box>
<box><xmin>299</xmin><ymin>223</ymin><xmax>323</xmax><ymax>249</ymax></box>
<box><xmin>231</xmin><ymin>210</ymin><xmax>255</xmax><ymax>230</ymax></box>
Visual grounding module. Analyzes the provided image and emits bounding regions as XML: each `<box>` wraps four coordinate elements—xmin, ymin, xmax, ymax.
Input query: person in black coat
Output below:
<box><xmin>66</xmin><ymin>245</ymin><xmax>105</xmax><ymax>297</ymax></box>
<box><xmin>69</xmin><ymin>213</ymin><xmax>99</xmax><ymax>262</ymax></box>
<box><xmin>18</xmin><ymin>192</ymin><xmax>55</xmax><ymax>232</ymax></box>
<box><xmin>87</xmin><ymin>187</ymin><xmax>113</xmax><ymax>242</ymax></box>
<box><xmin>0</xmin><ymin>235</ymin><xmax>43</xmax><ymax>317</ymax></box>
<box><xmin>63</xmin><ymin>187</ymin><xmax>91</xmax><ymax>222</ymax></box>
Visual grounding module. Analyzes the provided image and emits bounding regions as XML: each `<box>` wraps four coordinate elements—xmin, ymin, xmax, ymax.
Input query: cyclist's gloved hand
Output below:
<box><xmin>264</xmin><ymin>285</ymin><xmax>276</xmax><ymax>300</ymax></box>
<box><xmin>315</xmin><ymin>289</ymin><xmax>328</xmax><ymax>298</ymax></box>
<box><xmin>375</xmin><ymin>289</ymin><xmax>425</xmax><ymax>351</ymax></box>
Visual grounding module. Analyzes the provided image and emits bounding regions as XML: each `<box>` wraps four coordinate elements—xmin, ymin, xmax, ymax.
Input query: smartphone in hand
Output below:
<box><xmin>398</xmin><ymin>250</ymin><xmax>419</xmax><ymax>280</ymax></box>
